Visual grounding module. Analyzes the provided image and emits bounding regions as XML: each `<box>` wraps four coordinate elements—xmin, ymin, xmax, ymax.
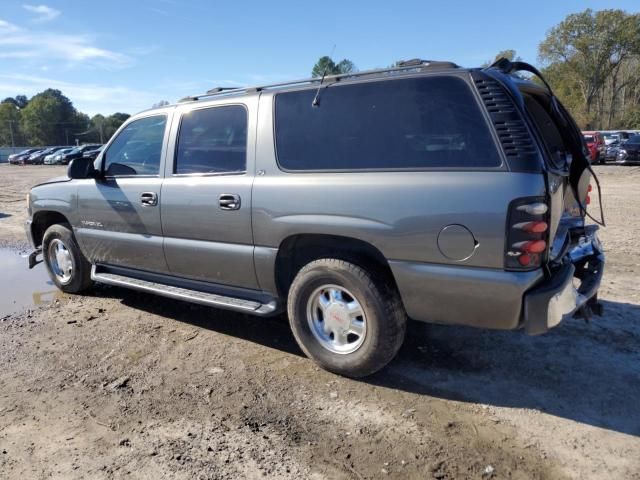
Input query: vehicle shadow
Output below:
<box><xmin>98</xmin><ymin>284</ymin><xmax>640</xmax><ymax>437</ymax></box>
<box><xmin>371</xmin><ymin>299</ymin><xmax>640</xmax><ymax>437</ymax></box>
<box><xmin>94</xmin><ymin>284</ymin><xmax>303</xmax><ymax>357</ymax></box>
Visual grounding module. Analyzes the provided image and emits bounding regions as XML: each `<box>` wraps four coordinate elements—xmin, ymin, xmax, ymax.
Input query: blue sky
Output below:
<box><xmin>0</xmin><ymin>0</ymin><xmax>637</xmax><ymax>116</ymax></box>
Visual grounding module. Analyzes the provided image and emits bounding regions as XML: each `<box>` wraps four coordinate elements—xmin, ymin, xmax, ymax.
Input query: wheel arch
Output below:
<box><xmin>31</xmin><ymin>210</ymin><xmax>71</xmax><ymax>248</ymax></box>
<box><xmin>274</xmin><ymin>233</ymin><xmax>399</xmax><ymax>298</ymax></box>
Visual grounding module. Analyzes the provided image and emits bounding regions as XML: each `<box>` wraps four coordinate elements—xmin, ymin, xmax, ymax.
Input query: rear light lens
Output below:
<box><xmin>505</xmin><ymin>197</ymin><xmax>550</xmax><ymax>271</ymax></box>
<box><xmin>512</xmin><ymin>221</ymin><xmax>548</xmax><ymax>234</ymax></box>
<box><xmin>516</xmin><ymin>202</ymin><xmax>548</xmax><ymax>215</ymax></box>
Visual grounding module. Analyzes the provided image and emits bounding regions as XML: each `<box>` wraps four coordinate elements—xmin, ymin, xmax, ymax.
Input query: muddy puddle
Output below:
<box><xmin>0</xmin><ymin>248</ymin><xmax>65</xmax><ymax>317</ymax></box>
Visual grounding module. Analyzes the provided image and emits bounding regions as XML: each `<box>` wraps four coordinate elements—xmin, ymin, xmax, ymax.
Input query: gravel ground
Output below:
<box><xmin>0</xmin><ymin>164</ymin><xmax>639</xmax><ymax>479</ymax></box>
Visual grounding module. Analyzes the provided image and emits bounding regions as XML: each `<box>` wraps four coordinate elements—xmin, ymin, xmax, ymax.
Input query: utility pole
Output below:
<box><xmin>7</xmin><ymin>121</ymin><xmax>15</xmax><ymax>147</ymax></box>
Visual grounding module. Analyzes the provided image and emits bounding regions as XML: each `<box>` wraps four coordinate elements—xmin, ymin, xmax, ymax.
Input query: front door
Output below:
<box><xmin>75</xmin><ymin>113</ymin><xmax>171</xmax><ymax>273</ymax></box>
<box><xmin>160</xmin><ymin>102</ymin><xmax>258</xmax><ymax>289</ymax></box>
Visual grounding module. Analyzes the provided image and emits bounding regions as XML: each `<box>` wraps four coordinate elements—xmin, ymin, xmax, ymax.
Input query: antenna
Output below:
<box><xmin>312</xmin><ymin>44</ymin><xmax>336</xmax><ymax>107</ymax></box>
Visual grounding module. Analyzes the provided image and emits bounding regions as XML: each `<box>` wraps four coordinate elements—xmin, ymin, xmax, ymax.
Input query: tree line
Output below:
<box><xmin>0</xmin><ymin>89</ymin><xmax>130</xmax><ymax>147</ymax></box>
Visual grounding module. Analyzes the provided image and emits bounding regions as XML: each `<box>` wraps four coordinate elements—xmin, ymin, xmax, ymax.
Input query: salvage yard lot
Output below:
<box><xmin>0</xmin><ymin>164</ymin><xmax>639</xmax><ymax>479</ymax></box>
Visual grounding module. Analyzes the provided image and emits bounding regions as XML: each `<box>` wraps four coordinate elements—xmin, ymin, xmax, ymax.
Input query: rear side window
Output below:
<box><xmin>175</xmin><ymin>105</ymin><xmax>247</xmax><ymax>174</ymax></box>
<box><xmin>275</xmin><ymin>76</ymin><xmax>501</xmax><ymax>171</ymax></box>
<box><xmin>523</xmin><ymin>94</ymin><xmax>570</xmax><ymax>170</ymax></box>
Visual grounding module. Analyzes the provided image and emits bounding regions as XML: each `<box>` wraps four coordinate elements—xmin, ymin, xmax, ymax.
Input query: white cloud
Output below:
<box><xmin>0</xmin><ymin>19</ymin><xmax>21</xmax><ymax>33</ymax></box>
<box><xmin>0</xmin><ymin>73</ymin><xmax>161</xmax><ymax>115</ymax></box>
<box><xmin>23</xmin><ymin>4</ymin><xmax>60</xmax><ymax>23</ymax></box>
<box><xmin>0</xmin><ymin>18</ymin><xmax>132</xmax><ymax>69</ymax></box>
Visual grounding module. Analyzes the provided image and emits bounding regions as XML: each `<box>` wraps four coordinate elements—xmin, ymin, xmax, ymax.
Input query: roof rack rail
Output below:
<box><xmin>206</xmin><ymin>86</ymin><xmax>241</xmax><ymax>94</ymax></box>
<box><xmin>180</xmin><ymin>59</ymin><xmax>459</xmax><ymax>103</ymax></box>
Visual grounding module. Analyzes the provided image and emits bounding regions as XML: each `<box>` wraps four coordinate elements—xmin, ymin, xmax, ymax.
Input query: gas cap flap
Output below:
<box><xmin>437</xmin><ymin>224</ymin><xmax>478</xmax><ymax>261</ymax></box>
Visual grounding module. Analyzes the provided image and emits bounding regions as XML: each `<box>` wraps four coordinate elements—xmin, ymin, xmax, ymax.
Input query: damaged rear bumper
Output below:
<box><xmin>523</xmin><ymin>225</ymin><xmax>604</xmax><ymax>335</ymax></box>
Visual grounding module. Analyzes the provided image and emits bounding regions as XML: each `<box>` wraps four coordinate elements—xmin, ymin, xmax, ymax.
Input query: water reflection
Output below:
<box><xmin>0</xmin><ymin>248</ymin><xmax>66</xmax><ymax>316</ymax></box>
<box><xmin>32</xmin><ymin>289</ymin><xmax>65</xmax><ymax>306</ymax></box>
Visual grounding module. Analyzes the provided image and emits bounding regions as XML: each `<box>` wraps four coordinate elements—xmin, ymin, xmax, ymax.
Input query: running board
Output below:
<box><xmin>91</xmin><ymin>266</ymin><xmax>278</xmax><ymax>315</ymax></box>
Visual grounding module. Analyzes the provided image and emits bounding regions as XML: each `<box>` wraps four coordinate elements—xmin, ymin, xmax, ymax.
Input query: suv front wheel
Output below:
<box><xmin>287</xmin><ymin>258</ymin><xmax>407</xmax><ymax>377</ymax></box>
<box><xmin>42</xmin><ymin>223</ymin><xmax>93</xmax><ymax>294</ymax></box>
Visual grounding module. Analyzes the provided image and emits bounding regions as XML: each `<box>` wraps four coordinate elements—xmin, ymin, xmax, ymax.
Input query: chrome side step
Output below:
<box><xmin>91</xmin><ymin>266</ymin><xmax>277</xmax><ymax>315</ymax></box>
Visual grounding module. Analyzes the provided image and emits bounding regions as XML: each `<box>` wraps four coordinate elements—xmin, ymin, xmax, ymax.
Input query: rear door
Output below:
<box><xmin>160</xmin><ymin>100</ymin><xmax>258</xmax><ymax>289</ymax></box>
<box><xmin>75</xmin><ymin>113</ymin><xmax>171</xmax><ymax>273</ymax></box>
<box><xmin>519</xmin><ymin>91</ymin><xmax>591</xmax><ymax>257</ymax></box>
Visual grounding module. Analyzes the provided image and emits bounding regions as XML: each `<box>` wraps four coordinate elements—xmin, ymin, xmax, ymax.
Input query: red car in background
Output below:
<box><xmin>582</xmin><ymin>131</ymin><xmax>605</xmax><ymax>163</ymax></box>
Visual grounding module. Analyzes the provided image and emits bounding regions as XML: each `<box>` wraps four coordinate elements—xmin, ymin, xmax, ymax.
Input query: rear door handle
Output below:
<box><xmin>219</xmin><ymin>193</ymin><xmax>241</xmax><ymax>210</ymax></box>
<box><xmin>140</xmin><ymin>192</ymin><xmax>158</xmax><ymax>206</ymax></box>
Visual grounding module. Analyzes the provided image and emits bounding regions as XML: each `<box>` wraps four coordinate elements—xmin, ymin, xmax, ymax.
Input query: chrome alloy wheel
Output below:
<box><xmin>47</xmin><ymin>238</ymin><xmax>74</xmax><ymax>284</ymax></box>
<box><xmin>306</xmin><ymin>285</ymin><xmax>367</xmax><ymax>354</ymax></box>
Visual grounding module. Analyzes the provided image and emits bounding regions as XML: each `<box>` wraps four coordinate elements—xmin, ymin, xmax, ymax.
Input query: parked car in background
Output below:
<box><xmin>27</xmin><ymin>146</ymin><xmax>67</xmax><ymax>165</ymax></box>
<box><xmin>605</xmin><ymin>141</ymin><xmax>622</xmax><ymax>162</ymax></box>
<box><xmin>8</xmin><ymin>148</ymin><xmax>40</xmax><ymax>164</ymax></box>
<box><xmin>20</xmin><ymin>149</ymin><xmax>46</xmax><ymax>164</ymax></box>
<box><xmin>602</xmin><ymin>132</ymin><xmax>620</xmax><ymax>146</ymax></box>
<box><xmin>615</xmin><ymin>131</ymin><xmax>633</xmax><ymax>143</ymax></box>
<box><xmin>582</xmin><ymin>131</ymin><xmax>605</xmax><ymax>163</ymax></box>
<box><xmin>44</xmin><ymin>148</ymin><xmax>76</xmax><ymax>165</ymax></box>
<box><xmin>617</xmin><ymin>134</ymin><xmax>640</xmax><ymax>164</ymax></box>
<box><xmin>58</xmin><ymin>144</ymin><xmax>101</xmax><ymax>164</ymax></box>
<box><xmin>81</xmin><ymin>145</ymin><xmax>104</xmax><ymax>161</ymax></box>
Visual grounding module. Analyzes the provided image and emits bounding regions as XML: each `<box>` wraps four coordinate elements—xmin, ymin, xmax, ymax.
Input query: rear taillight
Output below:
<box><xmin>505</xmin><ymin>197</ymin><xmax>550</xmax><ymax>270</ymax></box>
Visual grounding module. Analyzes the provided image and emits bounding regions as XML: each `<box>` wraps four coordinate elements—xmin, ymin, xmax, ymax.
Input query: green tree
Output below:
<box><xmin>104</xmin><ymin>113</ymin><xmax>129</xmax><ymax>141</ymax></box>
<box><xmin>3</xmin><ymin>95</ymin><xmax>29</xmax><ymax>110</ymax></box>
<box><xmin>90</xmin><ymin>114</ymin><xmax>106</xmax><ymax>143</ymax></box>
<box><xmin>0</xmin><ymin>102</ymin><xmax>22</xmax><ymax>146</ymax></box>
<box><xmin>311</xmin><ymin>56</ymin><xmax>356</xmax><ymax>77</ymax></box>
<box><xmin>539</xmin><ymin>9</ymin><xmax>640</xmax><ymax>128</ymax></box>
<box><xmin>20</xmin><ymin>89</ymin><xmax>85</xmax><ymax>145</ymax></box>
<box><xmin>623</xmin><ymin>108</ymin><xmax>640</xmax><ymax>129</ymax></box>
<box><xmin>15</xmin><ymin>95</ymin><xmax>29</xmax><ymax>109</ymax></box>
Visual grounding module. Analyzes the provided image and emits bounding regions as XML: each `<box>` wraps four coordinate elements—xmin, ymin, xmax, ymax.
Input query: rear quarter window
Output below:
<box><xmin>274</xmin><ymin>76</ymin><xmax>502</xmax><ymax>171</ymax></box>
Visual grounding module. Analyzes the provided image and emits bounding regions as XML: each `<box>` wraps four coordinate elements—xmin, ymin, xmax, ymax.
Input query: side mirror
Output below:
<box><xmin>67</xmin><ymin>157</ymin><xmax>99</xmax><ymax>179</ymax></box>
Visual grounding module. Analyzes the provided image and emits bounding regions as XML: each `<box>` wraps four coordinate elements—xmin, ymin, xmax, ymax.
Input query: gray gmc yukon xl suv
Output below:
<box><xmin>25</xmin><ymin>59</ymin><xmax>605</xmax><ymax>377</ymax></box>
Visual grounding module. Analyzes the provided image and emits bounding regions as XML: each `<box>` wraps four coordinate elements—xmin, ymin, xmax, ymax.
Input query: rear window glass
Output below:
<box><xmin>175</xmin><ymin>105</ymin><xmax>247</xmax><ymax>174</ymax></box>
<box><xmin>274</xmin><ymin>76</ymin><xmax>501</xmax><ymax>171</ymax></box>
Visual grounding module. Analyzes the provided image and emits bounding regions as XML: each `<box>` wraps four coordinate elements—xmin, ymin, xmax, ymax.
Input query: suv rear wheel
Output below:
<box><xmin>42</xmin><ymin>223</ymin><xmax>92</xmax><ymax>293</ymax></box>
<box><xmin>287</xmin><ymin>258</ymin><xmax>406</xmax><ymax>377</ymax></box>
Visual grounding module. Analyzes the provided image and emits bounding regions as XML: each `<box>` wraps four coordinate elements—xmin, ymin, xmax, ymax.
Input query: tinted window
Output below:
<box><xmin>628</xmin><ymin>135</ymin><xmax>640</xmax><ymax>144</ymax></box>
<box><xmin>275</xmin><ymin>76</ymin><xmax>501</xmax><ymax>170</ymax></box>
<box><xmin>175</xmin><ymin>105</ymin><xmax>247</xmax><ymax>174</ymax></box>
<box><xmin>104</xmin><ymin>115</ymin><xmax>166</xmax><ymax>176</ymax></box>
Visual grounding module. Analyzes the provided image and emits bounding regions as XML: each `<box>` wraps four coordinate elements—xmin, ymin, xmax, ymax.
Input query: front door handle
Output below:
<box><xmin>219</xmin><ymin>193</ymin><xmax>241</xmax><ymax>210</ymax></box>
<box><xmin>140</xmin><ymin>192</ymin><xmax>158</xmax><ymax>206</ymax></box>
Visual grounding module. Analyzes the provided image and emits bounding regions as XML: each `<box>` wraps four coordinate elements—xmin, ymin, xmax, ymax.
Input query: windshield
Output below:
<box><xmin>583</xmin><ymin>135</ymin><xmax>594</xmax><ymax>143</ymax></box>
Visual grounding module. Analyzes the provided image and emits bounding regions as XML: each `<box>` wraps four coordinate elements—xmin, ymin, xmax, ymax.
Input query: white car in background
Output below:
<box><xmin>43</xmin><ymin>148</ymin><xmax>75</xmax><ymax>165</ymax></box>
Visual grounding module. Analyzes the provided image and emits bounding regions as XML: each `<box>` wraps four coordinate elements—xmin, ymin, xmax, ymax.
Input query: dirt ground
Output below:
<box><xmin>0</xmin><ymin>164</ymin><xmax>638</xmax><ymax>480</ymax></box>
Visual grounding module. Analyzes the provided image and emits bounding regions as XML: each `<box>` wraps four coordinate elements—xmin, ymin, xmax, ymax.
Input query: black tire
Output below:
<box><xmin>287</xmin><ymin>258</ymin><xmax>407</xmax><ymax>378</ymax></box>
<box><xmin>42</xmin><ymin>223</ymin><xmax>93</xmax><ymax>293</ymax></box>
